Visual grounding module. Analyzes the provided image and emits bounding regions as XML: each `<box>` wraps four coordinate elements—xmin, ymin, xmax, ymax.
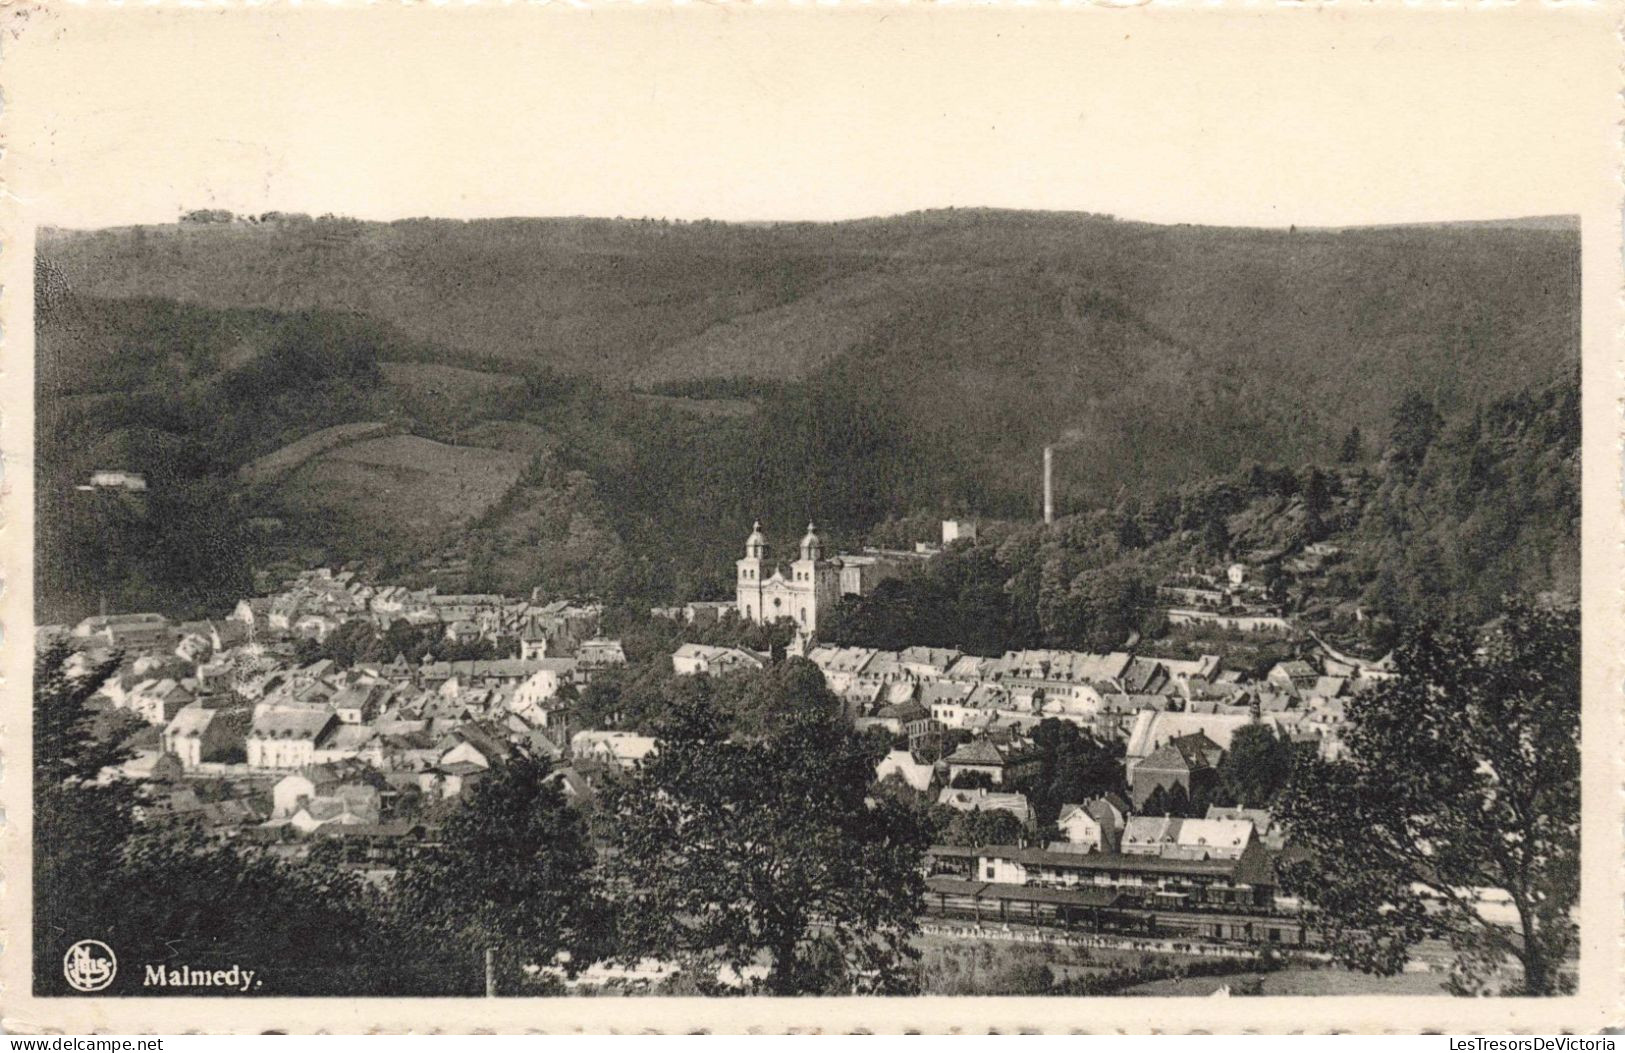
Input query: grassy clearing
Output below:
<box><xmin>238</xmin><ymin>421</ymin><xmax>390</xmax><ymax>484</ymax></box>
<box><xmin>288</xmin><ymin>435</ymin><xmax>529</xmax><ymax>534</ymax></box>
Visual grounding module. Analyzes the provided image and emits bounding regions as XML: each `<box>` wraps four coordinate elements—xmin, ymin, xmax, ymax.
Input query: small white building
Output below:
<box><xmin>129</xmin><ymin>678</ymin><xmax>196</xmax><ymax>727</ymax></box>
<box><xmin>570</xmin><ymin>730</ymin><xmax>658</xmax><ymax>769</ymax></box>
<box><xmin>671</xmin><ymin>643</ymin><xmax>766</xmax><ymax>677</ymax></box>
<box><xmin>513</xmin><ymin>659</ymin><xmax>581</xmax><ymax>708</ymax></box>
<box><xmin>874</xmin><ymin>750</ymin><xmax>936</xmax><ymax>794</ymax></box>
<box><xmin>1054</xmin><ymin>797</ymin><xmax>1126</xmax><ymax>853</ymax></box>
<box><xmin>161</xmin><ymin>704</ymin><xmax>239</xmax><ymax>769</ymax></box>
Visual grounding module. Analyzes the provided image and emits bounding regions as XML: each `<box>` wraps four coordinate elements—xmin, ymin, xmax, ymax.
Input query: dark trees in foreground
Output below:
<box><xmin>1277</xmin><ymin>601</ymin><xmax>1579</xmax><ymax>995</ymax></box>
<box><xmin>395</xmin><ymin>754</ymin><xmax>610</xmax><ymax>992</ymax></box>
<box><xmin>604</xmin><ymin>669</ymin><xmax>931</xmax><ymax>994</ymax></box>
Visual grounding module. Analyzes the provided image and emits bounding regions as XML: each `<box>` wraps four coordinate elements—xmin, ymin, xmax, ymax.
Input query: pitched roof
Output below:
<box><xmin>164</xmin><ymin>705</ymin><xmax>217</xmax><ymax>737</ymax></box>
<box><xmin>898</xmin><ymin>646</ymin><xmax>964</xmax><ymax>672</ymax></box>
<box><xmin>1139</xmin><ymin>731</ymin><xmax>1221</xmax><ymax>772</ymax></box>
<box><xmin>250</xmin><ymin>708</ymin><xmax>336</xmax><ymax>740</ymax></box>
<box><xmin>1125</xmin><ymin>710</ymin><xmax>1262</xmax><ymax>759</ymax></box>
<box><xmin>945</xmin><ymin>738</ymin><xmax>1007</xmax><ymax>766</ymax></box>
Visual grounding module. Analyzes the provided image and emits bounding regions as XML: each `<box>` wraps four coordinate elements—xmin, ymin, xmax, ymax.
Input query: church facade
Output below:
<box><xmin>736</xmin><ymin>522</ymin><xmax>843</xmax><ymax>636</ymax></box>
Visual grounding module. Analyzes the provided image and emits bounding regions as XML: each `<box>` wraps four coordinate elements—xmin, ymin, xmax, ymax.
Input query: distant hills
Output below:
<box><xmin>35</xmin><ymin>210</ymin><xmax>1581</xmax><ymax>621</ymax></box>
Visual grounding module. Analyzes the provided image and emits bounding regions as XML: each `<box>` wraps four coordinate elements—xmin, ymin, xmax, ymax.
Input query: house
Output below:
<box><xmin>1206</xmin><ymin>806</ymin><xmax>1286</xmax><ymax>850</ymax></box>
<box><xmin>935</xmin><ymin>786</ymin><xmax>1035</xmax><ymax>826</ymax></box>
<box><xmin>129</xmin><ymin>678</ymin><xmax>196</xmax><ymax>726</ymax></box>
<box><xmin>1121</xmin><ymin>816</ymin><xmax>1256</xmax><ymax>861</ymax></box>
<box><xmin>208</xmin><ymin>619</ymin><xmax>250</xmax><ymax>653</ymax></box>
<box><xmin>575</xmin><ymin>638</ymin><xmax>627</xmax><ymax>671</ymax></box>
<box><xmin>1054</xmin><ymin>797</ymin><xmax>1126</xmax><ymax>853</ymax></box>
<box><xmin>518</xmin><ymin>622</ymin><xmax>552</xmax><ymax>661</ymax></box>
<box><xmin>858</xmin><ymin>696</ymin><xmax>928</xmax><ymax>736</ymax></box>
<box><xmin>570</xmin><ymin>730</ymin><xmax>658</xmax><ymax>769</ymax></box>
<box><xmin>271</xmin><ymin>761</ymin><xmax>389</xmax><ymax>817</ymax></box>
<box><xmin>677</xmin><ymin>600</ymin><xmax>737</xmax><ymax>626</ymax></box>
<box><xmin>73</xmin><ymin>612</ymin><xmax>175</xmax><ymax>653</ymax></box>
<box><xmin>312</xmin><ymin>724</ymin><xmax>383</xmax><ymax>765</ymax></box>
<box><xmin>231</xmin><ymin>598</ymin><xmax>274</xmax><ymax>632</ymax></box>
<box><xmin>247</xmin><ymin>708</ymin><xmax>339</xmax><ymax>770</ymax></box>
<box><xmin>293</xmin><ymin>613</ymin><xmax>342</xmax><ymax>641</ymax></box>
<box><xmin>943</xmin><ymin>738</ymin><xmax>1041</xmax><ymax>786</ymax></box>
<box><xmin>421</xmin><ymin>658</ymin><xmax>559</xmax><ymax>690</ymax></box>
<box><xmin>161</xmin><ymin>704</ymin><xmax>247</xmax><ymax>769</ymax></box>
<box><xmin>283</xmin><ymin>791</ymin><xmax>380</xmax><ymax>833</ymax></box>
<box><xmin>85</xmin><ymin>469</ymin><xmax>149</xmax><ymax>492</ymax></box>
<box><xmin>443</xmin><ymin>722</ymin><xmax>513</xmax><ymax>771</ymax></box>
<box><xmin>874</xmin><ymin>750</ymin><xmax>936</xmax><ymax>794</ymax></box>
<box><xmin>331</xmin><ymin>684</ymin><xmax>387</xmax><ymax>724</ymax></box>
<box><xmin>1267</xmin><ymin>660</ymin><xmax>1319</xmax><ymax>692</ymax></box>
<box><xmin>546</xmin><ymin>766</ymin><xmax>597</xmax><ymax>810</ymax></box>
<box><xmin>443</xmin><ymin>619</ymin><xmax>482</xmax><ymax>645</ymax></box>
<box><xmin>174</xmin><ymin>622</ymin><xmax>215</xmax><ymax>663</ymax></box>
<box><xmin>670</xmin><ymin>643</ymin><xmax>766</xmax><ymax>677</ymax></box>
<box><xmin>1129</xmin><ymin>732</ymin><xmax>1223</xmax><ymax>809</ymax></box>
<box><xmin>513</xmin><ymin>659</ymin><xmax>581</xmax><ymax>708</ymax></box>
<box><xmin>805</xmin><ymin>645</ymin><xmax>879</xmax><ymax>694</ymax></box>
<box><xmin>1124</xmin><ymin>710</ymin><xmax>1266</xmax><ymax>778</ymax></box>
<box><xmin>897</xmin><ymin>646</ymin><xmax>964</xmax><ymax>678</ymax></box>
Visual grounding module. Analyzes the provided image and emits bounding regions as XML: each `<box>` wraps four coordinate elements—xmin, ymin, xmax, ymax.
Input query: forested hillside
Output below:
<box><xmin>43</xmin><ymin>211</ymin><xmax>1578</xmax><ymax>504</ymax></box>
<box><xmin>821</xmin><ymin>369</ymin><xmax>1580</xmax><ymax>658</ymax></box>
<box><xmin>36</xmin><ymin>210</ymin><xmax>1581</xmax><ymax>625</ymax></box>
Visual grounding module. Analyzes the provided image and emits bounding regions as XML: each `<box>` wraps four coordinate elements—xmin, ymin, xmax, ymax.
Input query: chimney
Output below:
<box><xmin>1043</xmin><ymin>445</ymin><xmax>1054</xmax><ymax>525</ymax></box>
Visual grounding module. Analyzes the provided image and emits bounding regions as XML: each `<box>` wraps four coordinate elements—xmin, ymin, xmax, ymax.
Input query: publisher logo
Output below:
<box><xmin>63</xmin><ymin>940</ymin><xmax>117</xmax><ymax>992</ymax></box>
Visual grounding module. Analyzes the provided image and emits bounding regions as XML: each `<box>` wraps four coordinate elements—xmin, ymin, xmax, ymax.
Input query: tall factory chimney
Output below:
<box><xmin>1043</xmin><ymin>445</ymin><xmax>1054</xmax><ymax>525</ymax></box>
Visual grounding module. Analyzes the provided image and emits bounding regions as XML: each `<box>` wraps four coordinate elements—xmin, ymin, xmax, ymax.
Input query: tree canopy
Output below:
<box><xmin>604</xmin><ymin>679</ymin><xmax>930</xmax><ymax>994</ymax></box>
<box><xmin>1276</xmin><ymin>600</ymin><xmax>1579</xmax><ymax>995</ymax></box>
<box><xmin>1218</xmin><ymin>724</ymin><xmax>1295</xmax><ymax>809</ymax></box>
<box><xmin>395</xmin><ymin>753</ymin><xmax>610</xmax><ymax>992</ymax></box>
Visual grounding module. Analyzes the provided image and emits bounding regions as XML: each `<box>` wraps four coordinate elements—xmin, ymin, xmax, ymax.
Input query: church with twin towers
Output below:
<box><xmin>735</xmin><ymin>518</ymin><xmax>977</xmax><ymax>637</ymax></box>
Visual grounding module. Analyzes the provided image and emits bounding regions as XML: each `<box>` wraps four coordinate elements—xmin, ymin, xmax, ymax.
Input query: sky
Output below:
<box><xmin>2</xmin><ymin>5</ymin><xmax>1613</xmax><ymax>229</ymax></box>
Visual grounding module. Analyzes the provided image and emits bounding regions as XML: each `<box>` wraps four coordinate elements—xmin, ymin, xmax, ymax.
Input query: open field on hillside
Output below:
<box><xmin>239</xmin><ymin>421</ymin><xmax>390</xmax><ymax>484</ymax></box>
<box><xmin>455</xmin><ymin>420</ymin><xmax>557</xmax><ymax>453</ymax></box>
<box><xmin>284</xmin><ymin>434</ymin><xmax>529</xmax><ymax>535</ymax></box>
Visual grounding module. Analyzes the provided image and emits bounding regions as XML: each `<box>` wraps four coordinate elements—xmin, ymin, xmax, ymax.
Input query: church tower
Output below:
<box><xmin>736</xmin><ymin>521</ymin><xmax>768</xmax><ymax>624</ymax></box>
<box><xmin>791</xmin><ymin>522</ymin><xmax>842</xmax><ymax>636</ymax></box>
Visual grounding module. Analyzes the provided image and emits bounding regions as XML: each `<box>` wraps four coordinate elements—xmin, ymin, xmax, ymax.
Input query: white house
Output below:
<box><xmin>570</xmin><ymin>730</ymin><xmax>658</xmax><ymax>769</ymax></box>
<box><xmin>671</xmin><ymin>643</ymin><xmax>767</xmax><ymax>677</ymax></box>
<box><xmin>874</xmin><ymin>750</ymin><xmax>936</xmax><ymax>794</ymax></box>
<box><xmin>247</xmin><ymin>708</ymin><xmax>339</xmax><ymax>770</ymax></box>
<box><xmin>514</xmin><ymin>659</ymin><xmax>581</xmax><ymax>708</ymax></box>
<box><xmin>161</xmin><ymin>704</ymin><xmax>240</xmax><ymax>769</ymax></box>
<box><xmin>1120</xmin><ymin>816</ymin><xmax>1256</xmax><ymax>861</ymax></box>
<box><xmin>1054</xmin><ymin>798</ymin><xmax>1126</xmax><ymax>853</ymax></box>
<box><xmin>129</xmin><ymin>678</ymin><xmax>196</xmax><ymax>727</ymax></box>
